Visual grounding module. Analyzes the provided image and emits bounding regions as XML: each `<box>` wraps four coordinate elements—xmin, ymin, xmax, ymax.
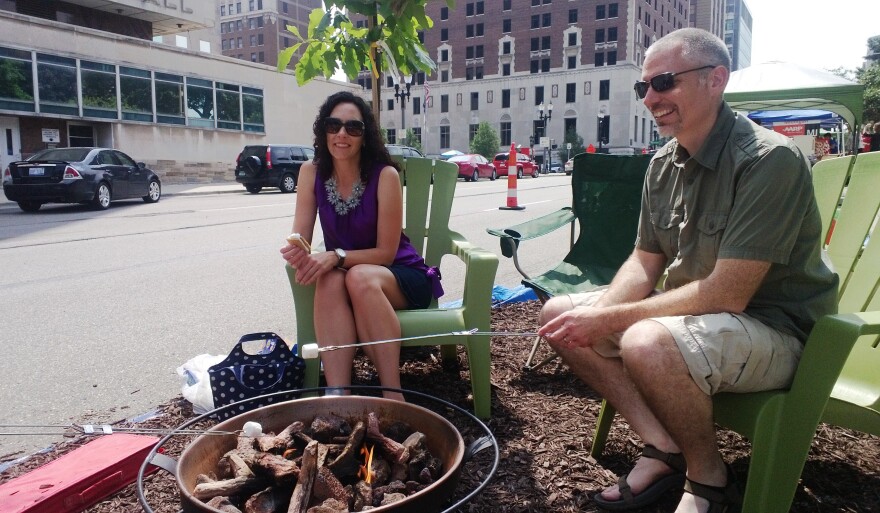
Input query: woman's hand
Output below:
<box><xmin>281</xmin><ymin>245</ymin><xmax>338</xmax><ymax>285</ymax></box>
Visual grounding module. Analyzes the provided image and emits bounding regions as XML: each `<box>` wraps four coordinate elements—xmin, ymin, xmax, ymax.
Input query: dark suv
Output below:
<box><xmin>235</xmin><ymin>144</ymin><xmax>314</xmax><ymax>194</ymax></box>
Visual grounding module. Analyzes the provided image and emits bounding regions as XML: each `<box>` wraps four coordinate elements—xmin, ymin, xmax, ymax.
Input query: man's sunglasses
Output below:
<box><xmin>323</xmin><ymin>117</ymin><xmax>365</xmax><ymax>137</ymax></box>
<box><xmin>633</xmin><ymin>65</ymin><xmax>715</xmax><ymax>99</ymax></box>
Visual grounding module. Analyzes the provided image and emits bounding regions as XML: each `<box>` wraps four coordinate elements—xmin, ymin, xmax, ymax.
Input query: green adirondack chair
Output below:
<box><xmin>590</xmin><ymin>151</ymin><xmax>880</xmax><ymax>513</ymax></box>
<box><xmin>487</xmin><ymin>152</ymin><xmax>650</xmax><ymax>369</ymax></box>
<box><xmin>284</xmin><ymin>157</ymin><xmax>499</xmax><ymax>419</ymax></box>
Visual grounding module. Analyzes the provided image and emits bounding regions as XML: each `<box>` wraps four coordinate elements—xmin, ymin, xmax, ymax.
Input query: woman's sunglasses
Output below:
<box><xmin>633</xmin><ymin>65</ymin><xmax>715</xmax><ymax>99</ymax></box>
<box><xmin>323</xmin><ymin>117</ymin><xmax>365</xmax><ymax>137</ymax></box>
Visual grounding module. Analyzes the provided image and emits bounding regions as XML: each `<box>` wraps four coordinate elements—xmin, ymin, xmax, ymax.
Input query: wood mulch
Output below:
<box><xmin>1</xmin><ymin>300</ymin><xmax>878</xmax><ymax>512</ymax></box>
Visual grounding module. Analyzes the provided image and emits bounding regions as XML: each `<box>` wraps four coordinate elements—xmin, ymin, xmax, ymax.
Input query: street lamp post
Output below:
<box><xmin>536</xmin><ymin>102</ymin><xmax>552</xmax><ymax>173</ymax></box>
<box><xmin>393</xmin><ymin>75</ymin><xmax>413</xmax><ymax>144</ymax></box>
<box><xmin>597</xmin><ymin>106</ymin><xmax>607</xmax><ymax>153</ymax></box>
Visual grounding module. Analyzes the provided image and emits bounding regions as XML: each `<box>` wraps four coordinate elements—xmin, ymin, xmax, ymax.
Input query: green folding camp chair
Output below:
<box><xmin>590</xmin><ymin>151</ymin><xmax>880</xmax><ymax>513</ymax></box>
<box><xmin>285</xmin><ymin>157</ymin><xmax>499</xmax><ymax>419</ymax></box>
<box><xmin>487</xmin><ymin>152</ymin><xmax>650</xmax><ymax>370</ymax></box>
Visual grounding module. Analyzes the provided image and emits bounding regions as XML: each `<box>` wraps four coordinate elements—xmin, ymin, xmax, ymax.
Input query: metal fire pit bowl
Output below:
<box><xmin>138</xmin><ymin>387</ymin><xmax>498</xmax><ymax>513</ymax></box>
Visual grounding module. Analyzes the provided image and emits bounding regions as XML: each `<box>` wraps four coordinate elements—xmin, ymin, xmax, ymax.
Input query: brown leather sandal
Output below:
<box><xmin>592</xmin><ymin>444</ymin><xmax>687</xmax><ymax>511</ymax></box>
<box><xmin>683</xmin><ymin>463</ymin><xmax>742</xmax><ymax>513</ymax></box>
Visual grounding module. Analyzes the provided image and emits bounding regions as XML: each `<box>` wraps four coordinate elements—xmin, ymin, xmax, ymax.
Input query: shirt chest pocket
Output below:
<box><xmin>696</xmin><ymin>213</ymin><xmax>728</xmax><ymax>266</ymax></box>
<box><xmin>650</xmin><ymin>209</ymin><xmax>683</xmax><ymax>255</ymax></box>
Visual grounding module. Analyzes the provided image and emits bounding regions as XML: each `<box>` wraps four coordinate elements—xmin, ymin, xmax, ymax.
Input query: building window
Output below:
<box><xmin>596</xmin><ymin>29</ymin><xmax>605</xmax><ymax>44</ymax></box>
<box><xmin>441</xmin><ymin>7</ymin><xmax>448</xmax><ymax>20</ymax></box>
<box><xmin>567</xmin><ymin>55</ymin><xmax>576</xmax><ymax>69</ymax></box>
<box><xmin>412</xmin><ymin>127</ymin><xmax>422</xmax><ymax>144</ymax></box>
<box><xmin>599</xmin><ymin>79</ymin><xmax>610</xmax><ymax>100</ymax></box>
<box><xmin>441</xmin><ymin>94</ymin><xmax>449</xmax><ymax>112</ymax></box>
<box><xmin>470</xmin><ymin>91</ymin><xmax>478</xmax><ymax>110</ymax></box>
<box><xmin>542</xmin><ymin>36</ymin><xmax>551</xmax><ymax>50</ymax></box>
<box><xmin>609</xmin><ymin>3</ymin><xmax>618</xmax><ymax>17</ymax></box>
<box><xmin>440</xmin><ymin>125</ymin><xmax>450</xmax><ymax>147</ymax></box>
<box><xmin>534</xmin><ymin>86</ymin><xmax>544</xmax><ymax>106</ymax></box>
<box><xmin>566</xmin><ymin>83</ymin><xmax>576</xmax><ymax>103</ymax></box>
<box><xmin>441</xmin><ymin>70</ymin><xmax>449</xmax><ymax>82</ymax></box>
<box><xmin>531</xmin><ymin>15</ymin><xmax>539</xmax><ymax>29</ymax></box>
<box><xmin>542</xmin><ymin>13</ymin><xmax>551</xmax><ymax>26</ymax></box>
<box><xmin>569</xmin><ymin>9</ymin><xmax>578</xmax><ymax>23</ymax></box>
<box><xmin>441</xmin><ymin>49</ymin><xmax>448</xmax><ymax>62</ymax></box>
<box><xmin>500</xmin><ymin>121</ymin><xmax>511</xmax><ymax>146</ymax></box>
<box><xmin>596</xmin><ymin>5</ymin><xmax>606</xmax><ymax>19</ymax></box>
<box><xmin>541</xmin><ymin>58</ymin><xmax>550</xmax><ymax>72</ymax></box>
<box><xmin>387</xmin><ymin>128</ymin><xmax>396</xmax><ymax>144</ymax></box>
<box><xmin>502</xmin><ymin>89</ymin><xmax>511</xmax><ymax>108</ymax></box>
<box><xmin>531</xmin><ymin>38</ymin><xmax>539</xmax><ymax>51</ymax></box>
<box><xmin>387</xmin><ymin>98</ymin><xmax>395</xmax><ymax>111</ymax></box>
<box><xmin>608</xmin><ymin>27</ymin><xmax>618</xmax><ymax>42</ymax></box>
<box><xmin>413</xmin><ymin>98</ymin><xmax>421</xmax><ymax>115</ymax></box>
<box><xmin>80</xmin><ymin>60</ymin><xmax>116</xmax><ymax>118</ymax></box>
<box><xmin>503</xmin><ymin>19</ymin><xmax>511</xmax><ymax>33</ymax></box>
<box><xmin>186</xmin><ymin>77</ymin><xmax>215</xmax><ymax>128</ymax></box>
<box><xmin>594</xmin><ymin>52</ymin><xmax>605</xmax><ymax>67</ymax></box>
<box><xmin>467</xmin><ymin>25</ymin><xmax>474</xmax><ymax>38</ymax></box>
<box><xmin>469</xmin><ymin>123</ymin><xmax>479</xmax><ymax>142</ymax></box>
<box><xmin>503</xmin><ymin>41</ymin><xmax>511</xmax><ymax>54</ymax></box>
<box><xmin>568</xmin><ymin>33</ymin><xmax>577</xmax><ymax>46</ymax></box>
<box><xmin>607</xmin><ymin>51</ymin><xmax>617</xmax><ymax>65</ymax></box>
<box><xmin>530</xmin><ymin>60</ymin><xmax>539</xmax><ymax>73</ymax></box>
<box><xmin>502</xmin><ymin>63</ymin><xmax>511</xmax><ymax>76</ymax></box>
<box><xmin>503</xmin><ymin>0</ymin><xmax>511</xmax><ymax>10</ymax></box>
<box><xmin>441</xmin><ymin>28</ymin><xmax>448</xmax><ymax>41</ymax></box>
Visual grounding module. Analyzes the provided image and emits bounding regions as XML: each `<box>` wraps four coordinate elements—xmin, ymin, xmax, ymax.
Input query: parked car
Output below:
<box><xmin>386</xmin><ymin>144</ymin><xmax>424</xmax><ymax>163</ymax></box>
<box><xmin>549</xmin><ymin>163</ymin><xmax>563</xmax><ymax>173</ymax></box>
<box><xmin>492</xmin><ymin>152</ymin><xmax>539</xmax><ymax>178</ymax></box>
<box><xmin>564</xmin><ymin>158</ymin><xmax>574</xmax><ymax>175</ymax></box>
<box><xmin>2</xmin><ymin>147</ymin><xmax>161</xmax><ymax>212</ymax></box>
<box><xmin>449</xmin><ymin>154</ymin><xmax>496</xmax><ymax>181</ymax></box>
<box><xmin>235</xmin><ymin>144</ymin><xmax>313</xmax><ymax>194</ymax></box>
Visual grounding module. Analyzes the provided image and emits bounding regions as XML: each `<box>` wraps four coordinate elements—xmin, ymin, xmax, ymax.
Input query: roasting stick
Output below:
<box><xmin>299</xmin><ymin>328</ymin><xmax>540</xmax><ymax>359</ymax></box>
<box><xmin>0</xmin><ymin>422</ymin><xmax>261</xmax><ymax>437</ymax></box>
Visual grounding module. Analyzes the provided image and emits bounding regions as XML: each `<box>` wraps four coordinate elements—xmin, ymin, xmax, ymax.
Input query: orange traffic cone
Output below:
<box><xmin>499</xmin><ymin>143</ymin><xmax>525</xmax><ymax>210</ymax></box>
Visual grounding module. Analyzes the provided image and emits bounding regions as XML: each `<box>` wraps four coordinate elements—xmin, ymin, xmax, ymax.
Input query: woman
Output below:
<box><xmin>280</xmin><ymin>91</ymin><xmax>442</xmax><ymax>401</ymax></box>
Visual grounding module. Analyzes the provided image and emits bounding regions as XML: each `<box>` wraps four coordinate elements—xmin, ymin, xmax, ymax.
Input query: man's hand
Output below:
<box><xmin>539</xmin><ymin>306</ymin><xmax>613</xmax><ymax>350</ymax></box>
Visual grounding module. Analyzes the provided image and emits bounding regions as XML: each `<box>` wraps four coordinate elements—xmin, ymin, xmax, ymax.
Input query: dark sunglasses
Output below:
<box><xmin>633</xmin><ymin>65</ymin><xmax>715</xmax><ymax>99</ymax></box>
<box><xmin>323</xmin><ymin>117</ymin><xmax>365</xmax><ymax>137</ymax></box>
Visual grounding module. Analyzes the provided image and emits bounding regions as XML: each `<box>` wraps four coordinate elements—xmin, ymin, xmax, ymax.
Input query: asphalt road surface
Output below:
<box><xmin>0</xmin><ymin>174</ymin><xmax>573</xmax><ymax>459</ymax></box>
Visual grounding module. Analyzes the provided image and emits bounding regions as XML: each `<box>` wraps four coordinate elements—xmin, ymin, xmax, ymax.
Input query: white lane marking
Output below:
<box><xmin>481</xmin><ymin>199</ymin><xmax>555</xmax><ymax>212</ymax></box>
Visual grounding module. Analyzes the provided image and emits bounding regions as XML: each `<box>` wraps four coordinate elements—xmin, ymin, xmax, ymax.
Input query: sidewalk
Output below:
<box><xmin>0</xmin><ymin>181</ymin><xmax>243</xmax><ymax>209</ymax></box>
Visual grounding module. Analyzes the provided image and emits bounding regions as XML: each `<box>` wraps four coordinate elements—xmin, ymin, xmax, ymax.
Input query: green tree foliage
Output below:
<box><xmin>404</xmin><ymin>128</ymin><xmax>422</xmax><ymax>152</ymax></box>
<box><xmin>563</xmin><ymin>128</ymin><xmax>585</xmax><ymax>160</ymax></box>
<box><xmin>857</xmin><ymin>62</ymin><xmax>880</xmax><ymax>123</ymax></box>
<box><xmin>278</xmin><ymin>1</ymin><xmax>454</xmax><ymax>86</ymax></box>
<box><xmin>470</xmin><ymin>122</ymin><xmax>500</xmax><ymax>159</ymax></box>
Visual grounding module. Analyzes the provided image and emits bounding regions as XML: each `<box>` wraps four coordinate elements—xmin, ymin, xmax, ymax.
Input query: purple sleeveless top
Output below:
<box><xmin>316</xmin><ymin>163</ymin><xmax>443</xmax><ymax>298</ymax></box>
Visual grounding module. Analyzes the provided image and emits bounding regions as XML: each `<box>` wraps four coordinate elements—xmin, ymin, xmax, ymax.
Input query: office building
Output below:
<box><xmin>0</xmin><ymin>1</ymin><xmax>351</xmax><ymax>183</ymax></box>
<box><xmin>217</xmin><ymin>0</ymin><xmax>321</xmax><ymax>66</ymax></box>
<box><xmin>365</xmin><ymin>0</ymin><xmax>691</xmax><ymax>158</ymax></box>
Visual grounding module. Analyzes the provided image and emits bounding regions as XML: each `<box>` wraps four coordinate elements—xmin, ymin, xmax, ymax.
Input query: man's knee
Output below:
<box><xmin>539</xmin><ymin>295</ymin><xmax>575</xmax><ymax>324</ymax></box>
<box><xmin>619</xmin><ymin>320</ymin><xmax>676</xmax><ymax>363</ymax></box>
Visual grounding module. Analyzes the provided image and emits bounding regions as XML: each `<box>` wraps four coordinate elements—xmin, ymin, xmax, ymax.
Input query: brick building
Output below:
<box><xmin>217</xmin><ymin>0</ymin><xmax>321</xmax><ymax>66</ymax></box>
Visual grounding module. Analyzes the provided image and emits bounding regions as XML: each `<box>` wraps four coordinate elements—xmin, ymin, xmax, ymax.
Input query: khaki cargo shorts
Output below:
<box><xmin>568</xmin><ymin>289</ymin><xmax>804</xmax><ymax>395</ymax></box>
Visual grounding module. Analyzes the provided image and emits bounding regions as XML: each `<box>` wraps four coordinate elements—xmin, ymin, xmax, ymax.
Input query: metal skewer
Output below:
<box><xmin>0</xmin><ymin>424</ymin><xmax>241</xmax><ymax>437</ymax></box>
<box><xmin>300</xmin><ymin>328</ymin><xmax>540</xmax><ymax>359</ymax></box>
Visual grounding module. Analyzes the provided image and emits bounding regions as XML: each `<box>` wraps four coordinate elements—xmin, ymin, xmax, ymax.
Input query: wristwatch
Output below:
<box><xmin>334</xmin><ymin>248</ymin><xmax>347</xmax><ymax>268</ymax></box>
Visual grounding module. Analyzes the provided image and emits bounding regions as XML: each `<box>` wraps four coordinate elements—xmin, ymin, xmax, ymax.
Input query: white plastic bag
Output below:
<box><xmin>176</xmin><ymin>353</ymin><xmax>225</xmax><ymax>414</ymax></box>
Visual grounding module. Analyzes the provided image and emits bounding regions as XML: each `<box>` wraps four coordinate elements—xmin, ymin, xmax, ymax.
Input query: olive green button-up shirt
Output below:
<box><xmin>636</xmin><ymin>103</ymin><xmax>838</xmax><ymax>341</ymax></box>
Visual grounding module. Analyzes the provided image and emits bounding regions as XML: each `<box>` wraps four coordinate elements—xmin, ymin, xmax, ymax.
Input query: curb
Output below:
<box><xmin>0</xmin><ymin>183</ymin><xmax>243</xmax><ymax>210</ymax></box>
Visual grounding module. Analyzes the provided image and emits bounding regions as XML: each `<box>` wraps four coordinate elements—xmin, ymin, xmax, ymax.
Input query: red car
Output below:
<box><xmin>449</xmin><ymin>154</ymin><xmax>497</xmax><ymax>182</ymax></box>
<box><xmin>492</xmin><ymin>152</ymin><xmax>539</xmax><ymax>178</ymax></box>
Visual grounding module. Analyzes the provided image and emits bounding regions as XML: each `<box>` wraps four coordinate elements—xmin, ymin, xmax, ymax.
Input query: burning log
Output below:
<box><xmin>327</xmin><ymin>421</ymin><xmax>366</xmax><ymax>478</ymax></box>
<box><xmin>366</xmin><ymin>412</ymin><xmax>409</xmax><ymax>465</ymax></box>
<box><xmin>257</xmin><ymin>421</ymin><xmax>304</xmax><ymax>453</ymax></box>
<box><xmin>206</xmin><ymin>496</ymin><xmax>244</xmax><ymax>513</ymax></box>
<box><xmin>310</xmin><ymin>414</ymin><xmax>351</xmax><ymax>443</ymax></box>
<box><xmin>307</xmin><ymin>498</ymin><xmax>350</xmax><ymax>513</ymax></box>
<box><xmin>253</xmin><ymin>452</ymin><xmax>300</xmax><ymax>484</ymax></box>
<box><xmin>244</xmin><ymin>487</ymin><xmax>287</xmax><ymax>513</ymax></box>
<box><xmin>288</xmin><ymin>440</ymin><xmax>319</xmax><ymax>513</ymax></box>
<box><xmin>313</xmin><ymin>466</ymin><xmax>350</xmax><ymax>504</ymax></box>
<box><xmin>193</xmin><ymin>475</ymin><xmax>263</xmax><ymax>501</ymax></box>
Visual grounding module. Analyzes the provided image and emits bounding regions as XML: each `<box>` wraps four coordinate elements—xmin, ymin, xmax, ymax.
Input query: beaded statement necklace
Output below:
<box><xmin>325</xmin><ymin>177</ymin><xmax>365</xmax><ymax>216</ymax></box>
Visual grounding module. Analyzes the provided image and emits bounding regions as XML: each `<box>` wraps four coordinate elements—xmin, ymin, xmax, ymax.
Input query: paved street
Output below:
<box><xmin>0</xmin><ymin>173</ymin><xmax>574</xmax><ymax>459</ymax></box>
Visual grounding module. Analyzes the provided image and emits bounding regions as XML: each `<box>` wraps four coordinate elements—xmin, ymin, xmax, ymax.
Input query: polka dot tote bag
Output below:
<box><xmin>208</xmin><ymin>332</ymin><xmax>306</xmax><ymax>419</ymax></box>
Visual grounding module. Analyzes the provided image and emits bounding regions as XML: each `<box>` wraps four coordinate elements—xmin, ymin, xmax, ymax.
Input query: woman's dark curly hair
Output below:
<box><xmin>312</xmin><ymin>91</ymin><xmax>399</xmax><ymax>182</ymax></box>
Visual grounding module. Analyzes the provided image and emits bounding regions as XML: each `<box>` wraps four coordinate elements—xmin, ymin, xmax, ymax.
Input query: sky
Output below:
<box><xmin>747</xmin><ymin>0</ymin><xmax>879</xmax><ymax>72</ymax></box>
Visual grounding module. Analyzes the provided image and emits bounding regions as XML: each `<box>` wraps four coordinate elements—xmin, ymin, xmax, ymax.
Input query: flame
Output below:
<box><xmin>358</xmin><ymin>444</ymin><xmax>375</xmax><ymax>484</ymax></box>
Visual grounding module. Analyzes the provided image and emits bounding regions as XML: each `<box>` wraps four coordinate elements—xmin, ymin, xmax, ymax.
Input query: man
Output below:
<box><xmin>538</xmin><ymin>28</ymin><xmax>837</xmax><ymax>513</ymax></box>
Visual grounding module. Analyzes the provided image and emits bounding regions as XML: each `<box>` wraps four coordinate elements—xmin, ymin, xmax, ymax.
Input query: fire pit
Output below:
<box><xmin>138</xmin><ymin>388</ymin><xmax>498</xmax><ymax>513</ymax></box>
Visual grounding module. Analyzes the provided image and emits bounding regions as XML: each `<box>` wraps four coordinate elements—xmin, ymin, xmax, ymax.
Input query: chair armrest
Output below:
<box><xmin>487</xmin><ymin>207</ymin><xmax>575</xmax><ymax>256</ymax></box>
<box><xmin>449</xmin><ymin>230</ymin><xmax>500</xmax><ymax>311</ymax></box>
<box><xmin>784</xmin><ymin>311</ymin><xmax>880</xmax><ymax>416</ymax></box>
